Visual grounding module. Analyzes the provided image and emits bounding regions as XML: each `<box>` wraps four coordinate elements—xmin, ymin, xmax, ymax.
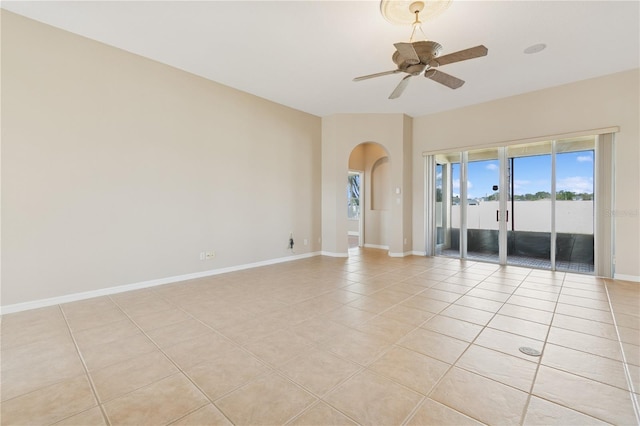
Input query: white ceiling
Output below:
<box><xmin>3</xmin><ymin>1</ymin><xmax>639</xmax><ymax>117</ymax></box>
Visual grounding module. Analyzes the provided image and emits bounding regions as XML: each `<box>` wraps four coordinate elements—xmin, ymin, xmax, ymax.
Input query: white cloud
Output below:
<box><xmin>577</xmin><ymin>154</ymin><xmax>593</xmax><ymax>162</ymax></box>
<box><xmin>557</xmin><ymin>176</ymin><xmax>593</xmax><ymax>193</ymax></box>
<box><xmin>452</xmin><ymin>179</ymin><xmax>472</xmax><ymax>191</ymax></box>
<box><xmin>486</xmin><ymin>163</ymin><xmax>499</xmax><ymax>171</ymax></box>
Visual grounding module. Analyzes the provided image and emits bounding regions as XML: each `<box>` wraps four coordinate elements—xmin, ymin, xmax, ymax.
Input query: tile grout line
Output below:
<box><xmin>107</xmin><ymin>293</ymin><xmax>246</xmax><ymax>426</ymax></box>
<box><xmin>602</xmin><ymin>279</ymin><xmax>640</xmax><ymax>424</ymax></box>
<box><xmin>281</xmin><ymin>259</ymin><xmax>481</xmax><ymax>425</ymax></box>
<box><xmin>396</xmin><ymin>261</ymin><xmax>504</xmax><ymax>425</ymax></box>
<box><xmin>5</xmin><ymin>252</ymin><xmax>624</xmax><ymax>425</ymax></box>
<box><xmin>286</xmin><ymin>363</ymin><xmax>366</xmax><ymax>425</ymax></box>
<box><xmin>56</xmin><ymin>304</ymin><xmax>112</xmax><ymax>426</ymax></box>
<box><xmin>309</xmin><ymin>259</ymin><xmax>476</xmax><ymax>425</ymax></box>
<box><xmin>417</xmin><ymin>264</ymin><xmax>535</xmax><ymax>425</ymax></box>
<box><xmin>146</xmin><ymin>262</ymin><xmax>384</xmax><ymax>423</ymax></box>
<box><xmin>124</xmin><ymin>273</ymin><xmax>390</xmax><ymax>423</ymax></box>
<box><xmin>285</xmin><ymin>265</ymin><xmax>450</xmax><ymax>425</ymax></box>
<box><xmin>515</xmin><ymin>273</ymin><xmax>625</xmax><ymax>425</ymax></box>
<box><xmin>173</xmin><ymin>263</ymin><xmax>399</xmax><ymax>425</ymax></box>
<box><xmin>42</xmin><ymin>255</ymin><xmax>615</xmax><ymax>425</ymax></box>
<box><xmin>517</xmin><ymin>270</ymin><xmax>565</xmax><ymax>426</ymax></box>
<box><xmin>409</xmin><ymin>263</ymin><xmax>617</xmax><ymax>425</ymax></box>
<box><xmin>355</xmin><ymin>262</ymin><xmax>527</xmax><ymax>424</ymax></box>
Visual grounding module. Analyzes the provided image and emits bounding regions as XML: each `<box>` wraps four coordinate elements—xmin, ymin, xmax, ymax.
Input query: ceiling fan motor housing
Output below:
<box><xmin>392</xmin><ymin>40</ymin><xmax>443</xmax><ymax>69</ymax></box>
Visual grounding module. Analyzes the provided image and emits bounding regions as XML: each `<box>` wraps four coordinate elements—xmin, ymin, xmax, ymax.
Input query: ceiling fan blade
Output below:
<box><xmin>393</xmin><ymin>42</ymin><xmax>420</xmax><ymax>64</ymax></box>
<box><xmin>353</xmin><ymin>69</ymin><xmax>400</xmax><ymax>82</ymax></box>
<box><xmin>429</xmin><ymin>45</ymin><xmax>488</xmax><ymax>67</ymax></box>
<box><xmin>389</xmin><ymin>75</ymin><xmax>412</xmax><ymax>99</ymax></box>
<box><xmin>425</xmin><ymin>69</ymin><xmax>465</xmax><ymax>89</ymax></box>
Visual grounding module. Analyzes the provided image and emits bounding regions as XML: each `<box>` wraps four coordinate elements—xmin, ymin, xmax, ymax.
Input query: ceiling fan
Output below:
<box><xmin>354</xmin><ymin>1</ymin><xmax>488</xmax><ymax>99</ymax></box>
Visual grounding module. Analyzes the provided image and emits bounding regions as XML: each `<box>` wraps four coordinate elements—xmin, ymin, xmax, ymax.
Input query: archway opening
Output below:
<box><xmin>348</xmin><ymin>142</ymin><xmax>390</xmax><ymax>254</ymax></box>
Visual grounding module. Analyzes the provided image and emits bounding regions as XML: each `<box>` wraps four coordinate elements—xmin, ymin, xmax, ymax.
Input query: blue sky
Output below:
<box><xmin>447</xmin><ymin>150</ymin><xmax>594</xmax><ymax>198</ymax></box>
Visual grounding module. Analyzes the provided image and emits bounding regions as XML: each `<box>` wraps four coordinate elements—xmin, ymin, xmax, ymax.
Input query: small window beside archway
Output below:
<box><xmin>347</xmin><ymin>172</ymin><xmax>361</xmax><ymax>220</ymax></box>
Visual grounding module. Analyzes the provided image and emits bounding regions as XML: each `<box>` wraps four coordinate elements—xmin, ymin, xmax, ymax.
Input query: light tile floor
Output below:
<box><xmin>1</xmin><ymin>248</ymin><xmax>639</xmax><ymax>425</ymax></box>
<box><xmin>438</xmin><ymin>249</ymin><xmax>595</xmax><ymax>273</ymax></box>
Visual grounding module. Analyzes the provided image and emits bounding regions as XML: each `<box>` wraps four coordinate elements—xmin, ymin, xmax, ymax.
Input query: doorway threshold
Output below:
<box><xmin>438</xmin><ymin>249</ymin><xmax>594</xmax><ymax>275</ymax></box>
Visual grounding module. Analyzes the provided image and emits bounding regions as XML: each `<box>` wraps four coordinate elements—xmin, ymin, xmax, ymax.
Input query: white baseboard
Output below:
<box><xmin>1</xmin><ymin>251</ymin><xmax>322</xmax><ymax>315</ymax></box>
<box><xmin>320</xmin><ymin>251</ymin><xmax>349</xmax><ymax>258</ymax></box>
<box><xmin>411</xmin><ymin>250</ymin><xmax>427</xmax><ymax>256</ymax></box>
<box><xmin>613</xmin><ymin>273</ymin><xmax>640</xmax><ymax>283</ymax></box>
<box><xmin>388</xmin><ymin>251</ymin><xmax>408</xmax><ymax>258</ymax></box>
<box><xmin>364</xmin><ymin>244</ymin><xmax>389</xmax><ymax>250</ymax></box>
<box><xmin>347</xmin><ymin>231</ymin><xmax>359</xmax><ymax>236</ymax></box>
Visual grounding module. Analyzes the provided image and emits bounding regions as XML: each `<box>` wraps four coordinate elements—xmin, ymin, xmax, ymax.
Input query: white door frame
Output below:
<box><xmin>424</xmin><ymin>133</ymin><xmax>614</xmax><ymax>277</ymax></box>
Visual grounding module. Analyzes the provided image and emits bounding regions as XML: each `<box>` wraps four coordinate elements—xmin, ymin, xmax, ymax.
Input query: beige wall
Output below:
<box><xmin>3</xmin><ymin>11</ymin><xmax>638</xmax><ymax>311</ymax></box>
<box><xmin>1</xmin><ymin>12</ymin><xmax>322</xmax><ymax>307</ymax></box>
<box><xmin>322</xmin><ymin>114</ymin><xmax>412</xmax><ymax>256</ymax></box>
<box><xmin>412</xmin><ymin>69</ymin><xmax>640</xmax><ymax>279</ymax></box>
<box><xmin>349</xmin><ymin>143</ymin><xmax>390</xmax><ymax>247</ymax></box>
<box><xmin>402</xmin><ymin>114</ymin><xmax>413</xmax><ymax>253</ymax></box>
<box><xmin>369</xmin><ymin>154</ymin><xmax>390</xmax><ymax>246</ymax></box>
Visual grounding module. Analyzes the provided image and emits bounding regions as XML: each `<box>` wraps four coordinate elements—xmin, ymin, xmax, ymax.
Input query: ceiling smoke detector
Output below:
<box><xmin>380</xmin><ymin>0</ymin><xmax>452</xmax><ymax>25</ymax></box>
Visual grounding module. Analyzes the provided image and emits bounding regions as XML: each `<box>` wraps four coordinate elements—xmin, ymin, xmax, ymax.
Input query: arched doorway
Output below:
<box><xmin>348</xmin><ymin>142</ymin><xmax>391</xmax><ymax>254</ymax></box>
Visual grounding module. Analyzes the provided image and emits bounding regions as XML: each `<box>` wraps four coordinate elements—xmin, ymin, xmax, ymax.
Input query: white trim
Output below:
<box><xmin>320</xmin><ymin>251</ymin><xmax>349</xmax><ymax>258</ymax></box>
<box><xmin>347</xmin><ymin>231</ymin><xmax>360</xmax><ymax>236</ymax></box>
<box><xmin>613</xmin><ymin>274</ymin><xmax>640</xmax><ymax>283</ymax></box>
<box><xmin>460</xmin><ymin>151</ymin><xmax>468</xmax><ymax>259</ymax></box>
<box><xmin>358</xmin><ymin>170</ymin><xmax>365</xmax><ymax>248</ymax></box>
<box><xmin>389</xmin><ymin>251</ymin><xmax>414</xmax><ymax>258</ymax></box>
<box><xmin>424</xmin><ymin>155</ymin><xmax>435</xmax><ymax>256</ymax></box>
<box><xmin>411</xmin><ymin>250</ymin><xmax>427</xmax><ymax>256</ymax></box>
<box><xmin>364</xmin><ymin>244</ymin><xmax>389</xmax><ymax>250</ymax></box>
<box><xmin>551</xmin><ymin>140</ymin><xmax>557</xmax><ymax>271</ymax></box>
<box><xmin>498</xmin><ymin>147</ymin><xmax>507</xmax><ymax>265</ymax></box>
<box><xmin>421</xmin><ymin>127</ymin><xmax>619</xmax><ymax>156</ymax></box>
<box><xmin>1</xmin><ymin>252</ymin><xmax>322</xmax><ymax>315</ymax></box>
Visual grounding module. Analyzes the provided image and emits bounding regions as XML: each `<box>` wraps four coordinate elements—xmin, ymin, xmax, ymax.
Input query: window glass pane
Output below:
<box><xmin>435</xmin><ymin>164</ymin><xmax>444</xmax><ymax>245</ymax></box>
<box><xmin>506</xmin><ymin>141</ymin><xmax>552</xmax><ymax>267</ymax></box>
<box><xmin>555</xmin><ymin>146</ymin><xmax>594</xmax><ymax>273</ymax></box>
<box><xmin>347</xmin><ymin>173</ymin><xmax>360</xmax><ymax>220</ymax></box>
<box><xmin>434</xmin><ymin>152</ymin><xmax>460</xmax><ymax>258</ymax></box>
<box><xmin>465</xmin><ymin>148</ymin><xmax>500</xmax><ymax>262</ymax></box>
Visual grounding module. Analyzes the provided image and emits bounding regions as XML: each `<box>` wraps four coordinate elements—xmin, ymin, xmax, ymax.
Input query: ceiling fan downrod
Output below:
<box><xmin>409</xmin><ymin>1</ymin><xmax>428</xmax><ymax>42</ymax></box>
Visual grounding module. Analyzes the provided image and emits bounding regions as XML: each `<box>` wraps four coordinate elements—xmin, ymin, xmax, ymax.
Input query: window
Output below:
<box><xmin>347</xmin><ymin>173</ymin><xmax>361</xmax><ymax>219</ymax></box>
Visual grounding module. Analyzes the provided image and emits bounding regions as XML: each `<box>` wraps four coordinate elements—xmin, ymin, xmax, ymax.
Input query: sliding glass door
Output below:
<box><xmin>555</xmin><ymin>139</ymin><xmax>595</xmax><ymax>273</ymax></box>
<box><xmin>427</xmin><ymin>136</ymin><xmax>602</xmax><ymax>274</ymax></box>
<box><xmin>506</xmin><ymin>141</ymin><xmax>553</xmax><ymax>268</ymax></box>
<box><xmin>434</xmin><ymin>154</ymin><xmax>460</xmax><ymax>258</ymax></box>
<box><xmin>466</xmin><ymin>148</ymin><xmax>501</xmax><ymax>263</ymax></box>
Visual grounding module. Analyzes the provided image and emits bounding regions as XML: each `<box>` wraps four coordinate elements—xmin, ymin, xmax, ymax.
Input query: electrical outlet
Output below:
<box><xmin>199</xmin><ymin>252</ymin><xmax>205</xmax><ymax>261</ymax></box>
<box><xmin>206</xmin><ymin>251</ymin><xmax>215</xmax><ymax>259</ymax></box>
<box><xmin>304</xmin><ymin>239</ymin><xmax>308</xmax><ymax>246</ymax></box>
